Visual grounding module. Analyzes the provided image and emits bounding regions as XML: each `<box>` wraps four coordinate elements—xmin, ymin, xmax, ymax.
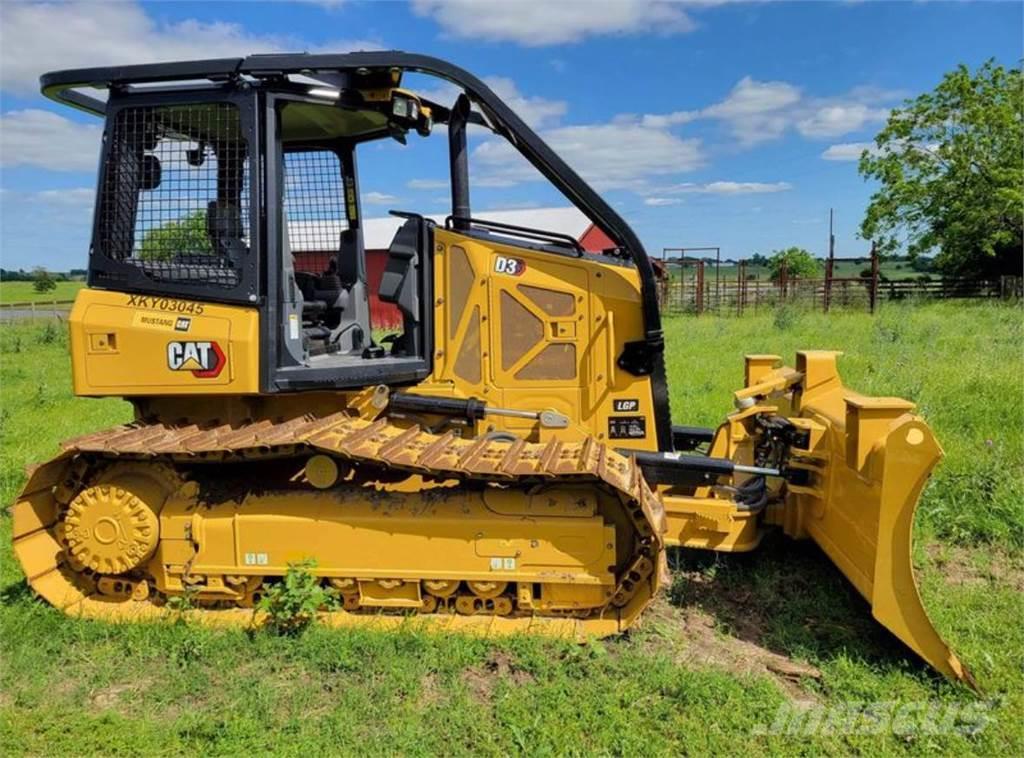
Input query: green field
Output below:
<box><xmin>0</xmin><ymin>281</ymin><xmax>84</xmax><ymax>306</ymax></box>
<box><xmin>2</xmin><ymin>302</ymin><xmax>1022</xmax><ymax>756</ymax></box>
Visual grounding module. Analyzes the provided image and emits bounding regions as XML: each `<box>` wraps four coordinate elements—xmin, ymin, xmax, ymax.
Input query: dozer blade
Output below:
<box><xmin>760</xmin><ymin>351</ymin><xmax>975</xmax><ymax>688</ymax></box>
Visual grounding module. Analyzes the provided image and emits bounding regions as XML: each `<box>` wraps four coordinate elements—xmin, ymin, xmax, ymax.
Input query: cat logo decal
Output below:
<box><xmin>167</xmin><ymin>341</ymin><xmax>225</xmax><ymax>378</ymax></box>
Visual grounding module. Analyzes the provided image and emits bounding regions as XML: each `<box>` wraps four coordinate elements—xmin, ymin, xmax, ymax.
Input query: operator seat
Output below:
<box><xmin>378</xmin><ymin>217</ymin><xmax>424</xmax><ymax>355</ymax></box>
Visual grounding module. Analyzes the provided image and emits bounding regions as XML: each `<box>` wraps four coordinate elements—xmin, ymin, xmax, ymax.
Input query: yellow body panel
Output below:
<box><xmin>416</xmin><ymin>229</ymin><xmax>659</xmax><ymax>448</ymax></box>
<box><xmin>154</xmin><ymin>485</ymin><xmax>617</xmax><ymax>610</ymax></box>
<box><xmin>68</xmin><ymin>288</ymin><xmax>260</xmax><ymax>395</ymax></box>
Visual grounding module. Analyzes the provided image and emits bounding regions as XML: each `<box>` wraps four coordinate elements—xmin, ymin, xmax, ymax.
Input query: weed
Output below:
<box><xmin>165</xmin><ymin>584</ymin><xmax>199</xmax><ymax>614</ymax></box>
<box><xmin>874</xmin><ymin>312</ymin><xmax>904</xmax><ymax>343</ymax></box>
<box><xmin>772</xmin><ymin>303</ymin><xmax>799</xmax><ymax>331</ymax></box>
<box><xmin>37</xmin><ymin>322</ymin><xmax>60</xmax><ymax>345</ymax></box>
<box><xmin>256</xmin><ymin>559</ymin><xmax>339</xmax><ymax>635</ymax></box>
<box><xmin>170</xmin><ymin>629</ymin><xmax>209</xmax><ymax>668</ymax></box>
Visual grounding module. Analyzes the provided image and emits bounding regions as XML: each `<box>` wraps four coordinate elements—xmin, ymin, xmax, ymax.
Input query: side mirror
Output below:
<box><xmin>139</xmin><ymin>154</ymin><xmax>162</xmax><ymax>191</ymax></box>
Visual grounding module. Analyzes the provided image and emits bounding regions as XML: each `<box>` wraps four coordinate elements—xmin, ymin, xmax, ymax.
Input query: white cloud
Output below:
<box><xmin>693</xmin><ymin>181</ymin><xmax>792</xmax><ymax>194</ymax></box>
<box><xmin>484</xmin><ymin>201</ymin><xmax>542</xmax><ymax>210</ymax></box>
<box><xmin>0</xmin><ymin>110</ymin><xmax>102</xmax><ymax>171</ymax></box>
<box><xmin>654</xmin><ymin>181</ymin><xmax>793</xmax><ymax>195</ymax></box>
<box><xmin>34</xmin><ymin>188</ymin><xmax>96</xmax><ymax>207</ymax></box>
<box><xmin>483</xmin><ymin>77</ymin><xmax>567</xmax><ymax>129</ymax></box>
<box><xmin>638</xmin><ymin>111</ymin><xmax>699</xmax><ymax>129</ymax></box>
<box><xmin>0</xmin><ymin>1</ymin><xmax>379</xmax><ymax>96</ymax></box>
<box><xmin>412</xmin><ymin>0</ymin><xmax>697</xmax><ymax>46</ymax></box>
<box><xmin>796</xmin><ymin>104</ymin><xmax>888</xmax><ymax>138</ymax></box>
<box><xmin>1</xmin><ymin>187</ymin><xmax>97</xmax><ymax>207</ymax></box>
<box><xmin>821</xmin><ymin>142</ymin><xmax>873</xmax><ymax>161</ymax></box>
<box><xmin>820</xmin><ymin>139</ymin><xmax>924</xmax><ymax>162</ymax></box>
<box><xmin>645</xmin><ymin>75</ymin><xmax>899</xmax><ymax>147</ymax></box>
<box><xmin>364</xmin><ymin>191</ymin><xmax>399</xmax><ymax>205</ymax></box>
<box><xmin>700</xmin><ymin>76</ymin><xmax>802</xmax><ymax>145</ymax></box>
<box><xmin>644</xmin><ymin>197</ymin><xmax>682</xmax><ymax>206</ymax></box>
<box><xmin>473</xmin><ymin>122</ymin><xmax>704</xmax><ymax>191</ymax></box>
<box><xmin>704</xmin><ymin>77</ymin><xmax>802</xmax><ymax>120</ymax></box>
<box><xmin>414</xmin><ymin>75</ymin><xmax>567</xmax><ymax>129</ymax></box>
<box><xmin>407</xmin><ymin>179</ymin><xmax>449</xmax><ymax>190</ymax></box>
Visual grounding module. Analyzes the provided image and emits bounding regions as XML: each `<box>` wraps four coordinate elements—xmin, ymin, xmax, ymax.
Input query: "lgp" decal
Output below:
<box><xmin>167</xmin><ymin>341</ymin><xmax>225</xmax><ymax>378</ymax></box>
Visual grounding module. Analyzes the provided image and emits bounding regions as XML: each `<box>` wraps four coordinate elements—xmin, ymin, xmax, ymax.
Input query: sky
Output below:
<box><xmin>0</xmin><ymin>0</ymin><xmax>1021</xmax><ymax>271</ymax></box>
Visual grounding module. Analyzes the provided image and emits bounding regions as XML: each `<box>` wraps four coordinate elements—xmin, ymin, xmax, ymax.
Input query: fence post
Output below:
<box><xmin>824</xmin><ymin>253</ymin><xmax>834</xmax><ymax>313</ymax></box>
<box><xmin>737</xmin><ymin>260</ymin><xmax>745</xmax><ymax>316</ymax></box>
<box><xmin>696</xmin><ymin>260</ymin><xmax>705</xmax><ymax>316</ymax></box>
<box><xmin>869</xmin><ymin>242</ymin><xmax>879</xmax><ymax>314</ymax></box>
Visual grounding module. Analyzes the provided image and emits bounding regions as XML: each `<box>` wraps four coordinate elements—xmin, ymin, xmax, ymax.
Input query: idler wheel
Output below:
<box><xmin>61</xmin><ymin>464</ymin><xmax>178</xmax><ymax>575</ymax></box>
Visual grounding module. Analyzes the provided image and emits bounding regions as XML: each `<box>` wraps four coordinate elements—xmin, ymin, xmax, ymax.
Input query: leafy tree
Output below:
<box><xmin>138</xmin><ymin>211</ymin><xmax>212</xmax><ymax>261</ymax></box>
<box><xmin>910</xmin><ymin>256</ymin><xmax>935</xmax><ymax>273</ymax></box>
<box><xmin>1</xmin><ymin>269</ymin><xmax>33</xmax><ymax>282</ymax></box>
<box><xmin>768</xmin><ymin>247</ymin><xmax>820</xmax><ymax>281</ymax></box>
<box><xmin>859</xmin><ymin>60</ymin><xmax>1023</xmax><ymax>277</ymax></box>
<box><xmin>32</xmin><ymin>267</ymin><xmax>57</xmax><ymax>294</ymax></box>
<box><xmin>748</xmin><ymin>253</ymin><xmax>769</xmax><ymax>266</ymax></box>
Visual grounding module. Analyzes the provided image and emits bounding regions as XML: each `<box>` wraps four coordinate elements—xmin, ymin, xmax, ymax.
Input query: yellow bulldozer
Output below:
<box><xmin>12</xmin><ymin>52</ymin><xmax>971</xmax><ymax>686</ymax></box>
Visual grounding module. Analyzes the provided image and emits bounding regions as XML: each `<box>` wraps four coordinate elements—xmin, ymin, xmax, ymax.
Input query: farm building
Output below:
<box><xmin>288</xmin><ymin>206</ymin><xmax>615</xmax><ymax>328</ymax></box>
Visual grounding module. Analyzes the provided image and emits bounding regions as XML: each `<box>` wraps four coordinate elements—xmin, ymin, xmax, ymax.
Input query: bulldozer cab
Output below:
<box><xmin>86</xmin><ymin>73</ymin><xmax>440</xmax><ymax>391</ymax></box>
<box><xmin>55</xmin><ymin>54</ymin><xmax>668</xmax><ymax>402</ymax></box>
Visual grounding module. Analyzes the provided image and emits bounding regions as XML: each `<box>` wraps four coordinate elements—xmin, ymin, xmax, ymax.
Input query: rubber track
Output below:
<box><xmin>12</xmin><ymin>412</ymin><xmax>667</xmax><ymax>634</ymax></box>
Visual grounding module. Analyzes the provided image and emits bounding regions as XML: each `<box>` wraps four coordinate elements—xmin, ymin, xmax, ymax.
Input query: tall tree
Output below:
<box><xmin>32</xmin><ymin>267</ymin><xmax>57</xmax><ymax>294</ymax></box>
<box><xmin>139</xmin><ymin>211</ymin><xmax>213</xmax><ymax>261</ymax></box>
<box><xmin>859</xmin><ymin>60</ymin><xmax>1023</xmax><ymax>277</ymax></box>
<box><xmin>768</xmin><ymin>247</ymin><xmax>820</xmax><ymax>281</ymax></box>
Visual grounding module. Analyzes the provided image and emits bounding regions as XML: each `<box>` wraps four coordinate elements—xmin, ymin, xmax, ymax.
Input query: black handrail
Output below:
<box><xmin>445</xmin><ymin>215</ymin><xmax>585</xmax><ymax>256</ymax></box>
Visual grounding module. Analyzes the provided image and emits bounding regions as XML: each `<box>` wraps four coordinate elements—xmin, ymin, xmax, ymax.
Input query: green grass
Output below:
<box><xmin>664</xmin><ymin>301</ymin><xmax>1023</xmax><ymax>546</ymax></box>
<box><xmin>0</xmin><ymin>280</ymin><xmax>84</xmax><ymax>306</ymax></box>
<box><xmin>2</xmin><ymin>302</ymin><xmax>1022</xmax><ymax>756</ymax></box>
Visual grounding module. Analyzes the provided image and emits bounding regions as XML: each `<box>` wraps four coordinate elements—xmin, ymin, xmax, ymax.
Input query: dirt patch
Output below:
<box><xmin>418</xmin><ymin>672</ymin><xmax>445</xmax><ymax>709</ymax></box>
<box><xmin>89</xmin><ymin>679</ymin><xmax>151</xmax><ymax>712</ymax></box>
<box><xmin>461</xmin><ymin>666</ymin><xmax>495</xmax><ymax>704</ymax></box>
<box><xmin>926</xmin><ymin>544</ymin><xmax>1024</xmax><ymax>592</ymax></box>
<box><xmin>636</xmin><ymin>596</ymin><xmax>821</xmax><ymax>701</ymax></box>
<box><xmin>461</xmin><ymin>650</ymin><xmax>537</xmax><ymax>704</ymax></box>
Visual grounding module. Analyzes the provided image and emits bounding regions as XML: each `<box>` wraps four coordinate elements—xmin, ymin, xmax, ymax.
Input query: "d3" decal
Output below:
<box><xmin>494</xmin><ymin>255</ymin><xmax>525</xmax><ymax>276</ymax></box>
<box><xmin>167</xmin><ymin>341</ymin><xmax>225</xmax><ymax>378</ymax></box>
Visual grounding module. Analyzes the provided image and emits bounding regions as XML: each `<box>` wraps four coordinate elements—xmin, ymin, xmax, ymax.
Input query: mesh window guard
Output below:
<box><xmin>283</xmin><ymin>150</ymin><xmax>346</xmax><ymax>273</ymax></box>
<box><xmin>96</xmin><ymin>102</ymin><xmax>249</xmax><ymax>288</ymax></box>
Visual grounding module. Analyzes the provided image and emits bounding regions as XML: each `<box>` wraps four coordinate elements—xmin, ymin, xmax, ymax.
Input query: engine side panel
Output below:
<box><xmin>68</xmin><ymin>288</ymin><xmax>260</xmax><ymax>395</ymax></box>
<box><xmin>417</xmin><ymin>228</ymin><xmax>660</xmax><ymax>450</ymax></box>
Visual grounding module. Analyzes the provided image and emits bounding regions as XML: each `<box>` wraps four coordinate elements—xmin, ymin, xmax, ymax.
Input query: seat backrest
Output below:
<box><xmin>379</xmin><ymin>219</ymin><xmax>419</xmax><ymax>312</ymax></box>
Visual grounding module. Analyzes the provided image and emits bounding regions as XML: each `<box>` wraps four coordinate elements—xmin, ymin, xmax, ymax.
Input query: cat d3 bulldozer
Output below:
<box><xmin>12</xmin><ymin>52</ymin><xmax>971</xmax><ymax>686</ymax></box>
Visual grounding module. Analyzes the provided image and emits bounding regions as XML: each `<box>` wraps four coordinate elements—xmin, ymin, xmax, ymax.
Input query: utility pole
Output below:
<box><xmin>824</xmin><ymin>208</ymin><xmax>836</xmax><ymax>313</ymax></box>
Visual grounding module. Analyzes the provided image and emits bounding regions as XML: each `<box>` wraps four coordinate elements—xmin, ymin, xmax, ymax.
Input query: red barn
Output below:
<box><xmin>290</xmin><ymin>206</ymin><xmax>615</xmax><ymax>329</ymax></box>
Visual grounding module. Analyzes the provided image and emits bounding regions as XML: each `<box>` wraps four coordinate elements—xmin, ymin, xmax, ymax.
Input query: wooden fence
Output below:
<box><xmin>658</xmin><ymin>274</ymin><xmax>1022</xmax><ymax>316</ymax></box>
